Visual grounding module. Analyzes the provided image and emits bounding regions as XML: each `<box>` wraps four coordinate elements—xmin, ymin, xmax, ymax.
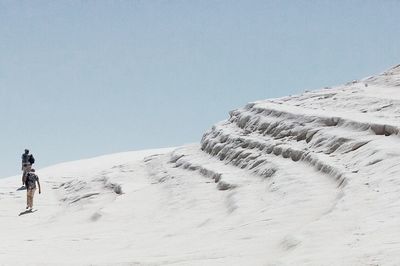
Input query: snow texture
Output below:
<box><xmin>2</xmin><ymin>65</ymin><xmax>400</xmax><ymax>265</ymax></box>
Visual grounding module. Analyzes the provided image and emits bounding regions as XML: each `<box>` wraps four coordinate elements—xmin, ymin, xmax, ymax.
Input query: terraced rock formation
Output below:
<box><xmin>147</xmin><ymin>64</ymin><xmax>400</xmax><ymax>264</ymax></box>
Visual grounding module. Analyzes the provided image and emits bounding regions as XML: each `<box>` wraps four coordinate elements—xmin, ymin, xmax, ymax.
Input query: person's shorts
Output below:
<box><xmin>27</xmin><ymin>188</ymin><xmax>36</xmax><ymax>197</ymax></box>
<box><xmin>22</xmin><ymin>164</ymin><xmax>31</xmax><ymax>172</ymax></box>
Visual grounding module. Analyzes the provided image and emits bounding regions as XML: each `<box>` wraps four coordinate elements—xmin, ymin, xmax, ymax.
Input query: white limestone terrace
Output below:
<box><xmin>2</xmin><ymin>65</ymin><xmax>400</xmax><ymax>265</ymax></box>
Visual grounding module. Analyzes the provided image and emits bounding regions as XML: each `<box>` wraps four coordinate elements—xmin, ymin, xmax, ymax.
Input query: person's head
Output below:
<box><xmin>24</xmin><ymin>149</ymin><xmax>29</xmax><ymax>154</ymax></box>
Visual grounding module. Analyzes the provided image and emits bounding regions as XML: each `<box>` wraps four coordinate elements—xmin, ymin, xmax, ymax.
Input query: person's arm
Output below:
<box><xmin>37</xmin><ymin>179</ymin><xmax>41</xmax><ymax>194</ymax></box>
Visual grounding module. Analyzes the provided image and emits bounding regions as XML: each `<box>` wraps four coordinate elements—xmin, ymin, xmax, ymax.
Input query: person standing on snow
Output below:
<box><xmin>25</xmin><ymin>169</ymin><xmax>41</xmax><ymax>211</ymax></box>
<box><xmin>21</xmin><ymin>149</ymin><xmax>35</xmax><ymax>187</ymax></box>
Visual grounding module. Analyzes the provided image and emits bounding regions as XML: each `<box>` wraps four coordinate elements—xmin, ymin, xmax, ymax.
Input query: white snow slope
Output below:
<box><xmin>2</xmin><ymin>65</ymin><xmax>400</xmax><ymax>265</ymax></box>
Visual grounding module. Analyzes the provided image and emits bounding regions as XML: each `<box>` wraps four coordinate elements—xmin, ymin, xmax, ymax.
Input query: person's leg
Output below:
<box><xmin>27</xmin><ymin>189</ymin><xmax>34</xmax><ymax>209</ymax></box>
<box><xmin>22</xmin><ymin>165</ymin><xmax>31</xmax><ymax>186</ymax></box>
<box><xmin>22</xmin><ymin>166</ymin><xmax>26</xmax><ymax>186</ymax></box>
<box><xmin>28</xmin><ymin>188</ymin><xmax>36</xmax><ymax>209</ymax></box>
<box><xmin>26</xmin><ymin>189</ymin><xmax>30</xmax><ymax>209</ymax></box>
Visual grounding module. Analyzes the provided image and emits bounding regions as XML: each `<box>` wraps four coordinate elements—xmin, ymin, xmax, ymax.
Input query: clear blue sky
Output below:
<box><xmin>1</xmin><ymin>0</ymin><xmax>399</xmax><ymax>178</ymax></box>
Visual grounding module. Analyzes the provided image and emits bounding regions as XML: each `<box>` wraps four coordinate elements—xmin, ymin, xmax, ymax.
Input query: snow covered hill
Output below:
<box><xmin>2</xmin><ymin>65</ymin><xmax>400</xmax><ymax>265</ymax></box>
